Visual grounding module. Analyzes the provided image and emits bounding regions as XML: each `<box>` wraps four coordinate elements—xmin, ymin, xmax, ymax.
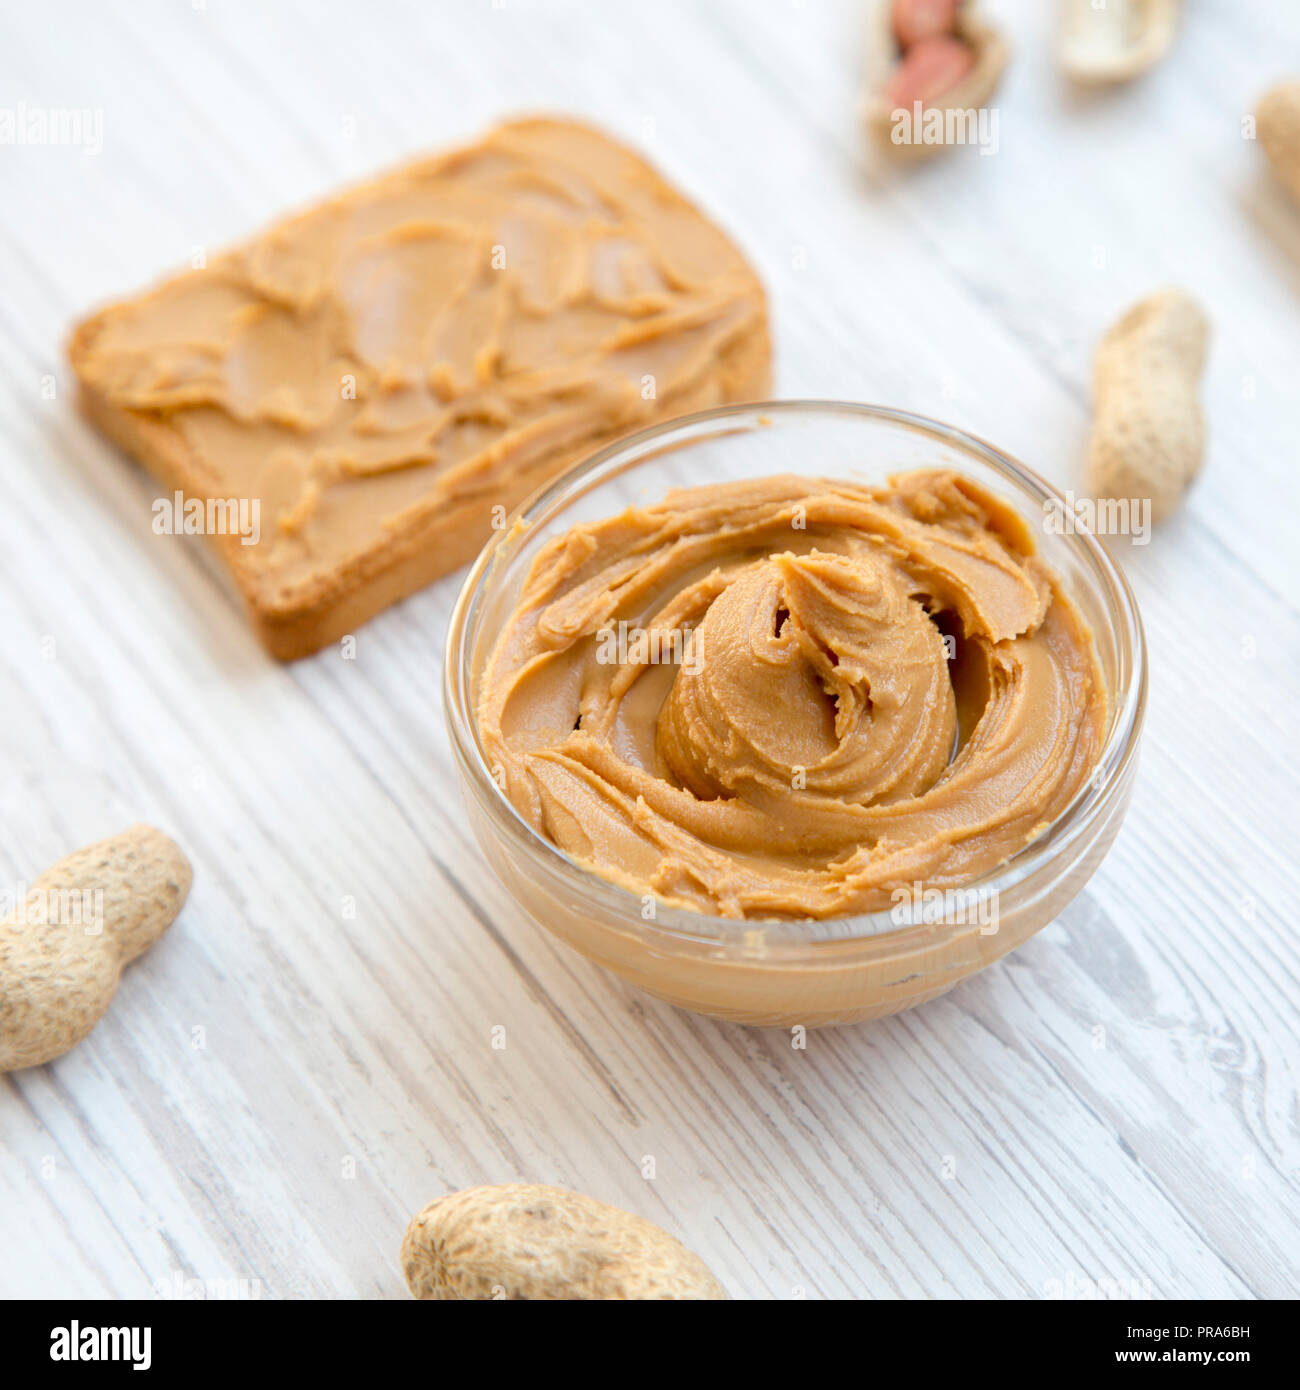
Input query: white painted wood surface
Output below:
<box><xmin>1</xmin><ymin>0</ymin><xmax>1297</xmax><ymax>1299</ymax></box>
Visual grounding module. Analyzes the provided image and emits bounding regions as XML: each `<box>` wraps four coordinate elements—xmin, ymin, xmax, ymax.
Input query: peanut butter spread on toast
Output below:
<box><xmin>69</xmin><ymin>117</ymin><xmax>768</xmax><ymax>657</ymax></box>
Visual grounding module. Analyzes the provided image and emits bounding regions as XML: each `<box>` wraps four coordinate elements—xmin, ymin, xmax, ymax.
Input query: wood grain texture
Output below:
<box><xmin>0</xmin><ymin>0</ymin><xmax>1296</xmax><ymax>1299</ymax></box>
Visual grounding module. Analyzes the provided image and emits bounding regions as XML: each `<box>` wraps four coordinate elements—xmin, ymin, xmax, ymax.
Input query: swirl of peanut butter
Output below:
<box><xmin>479</xmin><ymin>471</ymin><xmax>1105</xmax><ymax>920</ymax></box>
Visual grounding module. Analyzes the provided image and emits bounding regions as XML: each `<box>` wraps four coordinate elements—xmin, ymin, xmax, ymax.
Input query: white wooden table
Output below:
<box><xmin>2</xmin><ymin>0</ymin><xmax>1297</xmax><ymax>1299</ymax></box>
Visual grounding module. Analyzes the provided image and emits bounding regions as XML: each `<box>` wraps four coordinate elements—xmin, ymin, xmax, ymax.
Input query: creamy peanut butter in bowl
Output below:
<box><xmin>444</xmin><ymin>402</ymin><xmax>1147</xmax><ymax>1028</ymax></box>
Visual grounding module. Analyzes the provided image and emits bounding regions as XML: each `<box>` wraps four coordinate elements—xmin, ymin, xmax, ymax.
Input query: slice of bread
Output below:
<box><xmin>69</xmin><ymin>117</ymin><xmax>770</xmax><ymax>660</ymax></box>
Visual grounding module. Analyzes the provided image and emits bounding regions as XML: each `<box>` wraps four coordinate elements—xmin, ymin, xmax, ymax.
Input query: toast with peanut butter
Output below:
<box><xmin>69</xmin><ymin>117</ymin><xmax>770</xmax><ymax>659</ymax></box>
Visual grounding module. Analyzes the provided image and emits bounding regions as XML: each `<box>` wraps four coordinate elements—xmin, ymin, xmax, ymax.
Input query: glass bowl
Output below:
<box><xmin>444</xmin><ymin>402</ymin><xmax>1147</xmax><ymax>1028</ymax></box>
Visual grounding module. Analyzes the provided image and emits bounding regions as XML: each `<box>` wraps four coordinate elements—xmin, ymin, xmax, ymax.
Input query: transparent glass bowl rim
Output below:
<box><xmin>443</xmin><ymin>399</ymin><xmax>1148</xmax><ymax>953</ymax></box>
